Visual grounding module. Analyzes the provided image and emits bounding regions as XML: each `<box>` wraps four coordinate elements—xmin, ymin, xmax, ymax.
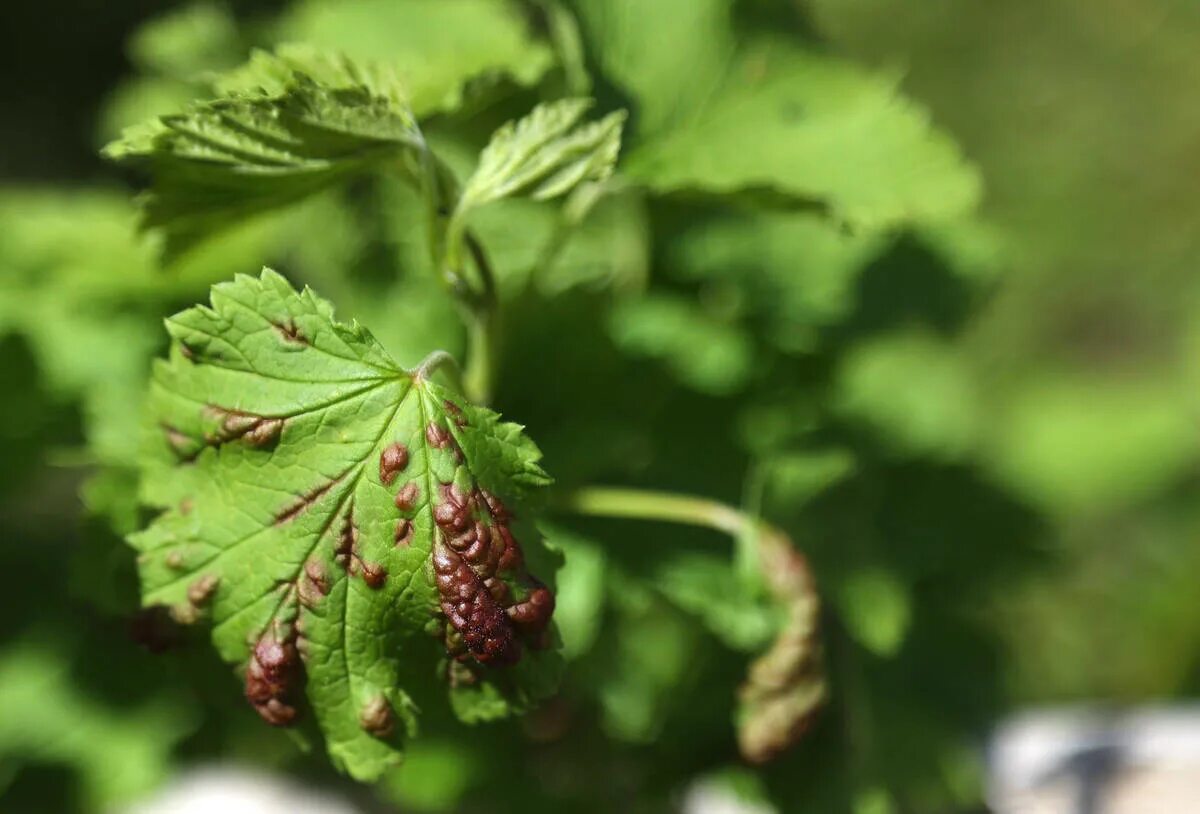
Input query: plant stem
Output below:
<box><xmin>554</xmin><ymin>486</ymin><xmax>755</xmax><ymax>540</ymax></box>
<box><xmin>413</xmin><ymin>350</ymin><xmax>464</xmax><ymax>391</ymax></box>
<box><xmin>408</xmin><ymin>150</ymin><xmax>500</xmax><ymax>405</ymax></box>
<box><xmin>460</xmin><ymin>231</ymin><xmax>499</xmax><ymax>404</ymax></box>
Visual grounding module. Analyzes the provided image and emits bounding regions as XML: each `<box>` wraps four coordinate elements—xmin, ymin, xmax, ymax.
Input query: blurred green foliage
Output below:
<box><xmin>0</xmin><ymin>0</ymin><xmax>1197</xmax><ymax>812</ymax></box>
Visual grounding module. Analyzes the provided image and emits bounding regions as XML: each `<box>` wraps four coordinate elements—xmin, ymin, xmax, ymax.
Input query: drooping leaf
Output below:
<box><xmin>278</xmin><ymin>0</ymin><xmax>555</xmax><ymax>117</ymax></box>
<box><xmin>104</xmin><ymin>48</ymin><xmax>425</xmax><ymax>260</ymax></box>
<box><xmin>129</xmin><ymin>269</ymin><xmax>560</xmax><ymax>780</ymax></box>
<box><xmin>458</xmin><ymin>99</ymin><xmax>625</xmax><ymax>217</ymax></box>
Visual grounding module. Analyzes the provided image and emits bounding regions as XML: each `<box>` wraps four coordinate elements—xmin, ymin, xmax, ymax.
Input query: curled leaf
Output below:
<box><xmin>736</xmin><ymin>526</ymin><xmax>826</xmax><ymax>763</ymax></box>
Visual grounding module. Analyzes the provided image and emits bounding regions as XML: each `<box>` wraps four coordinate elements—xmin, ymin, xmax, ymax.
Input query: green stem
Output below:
<box><xmin>407</xmin><ymin>151</ymin><xmax>500</xmax><ymax>406</ymax></box>
<box><xmin>413</xmin><ymin>350</ymin><xmax>464</xmax><ymax>392</ymax></box>
<box><xmin>460</xmin><ymin>231</ymin><xmax>499</xmax><ymax>404</ymax></box>
<box><xmin>554</xmin><ymin>486</ymin><xmax>756</xmax><ymax>540</ymax></box>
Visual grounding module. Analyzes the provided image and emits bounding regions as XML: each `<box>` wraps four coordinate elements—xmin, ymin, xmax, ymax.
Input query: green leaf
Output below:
<box><xmin>835</xmin><ymin>331</ymin><xmax>981</xmax><ymax>460</ymax></box>
<box><xmin>626</xmin><ymin>40</ymin><xmax>981</xmax><ymax>230</ymax></box>
<box><xmin>128</xmin><ymin>2</ymin><xmax>241</xmax><ymax>79</ymax></box>
<box><xmin>539</xmin><ymin>524</ymin><xmax>607</xmax><ymax>659</ymax></box>
<box><xmin>104</xmin><ymin>48</ymin><xmax>424</xmax><ymax>260</ymax></box>
<box><xmin>0</xmin><ymin>642</ymin><xmax>193</xmax><ymax>810</ymax></box>
<box><xmin>129</xmin><ymin>269</ymin><xmax>560</xmax><ymax>780</ymax></box>
<box><xmin>608</xmin><ymin>294</ymin><xmax>754</xmax><ymax>395</ymax></box>
<box><xmin>675</xmin><ymin>213</ymin><xmax>888</xmax><ymax>353</ymax></box>
<box><xmin>573</xmin><ymin>0</ymin><xmax>735</xmax><ymax>135</ymax></box>
<box><xmin>458</xmin><ymin>99</ymin><xmax>626</xmax><ymax>216</ymax></box>
<box><xmin>836</xmin><ymin>568</ymin><xmax>911</xmax><ymax>658</ymax></box>
<box><xmin>278</xmin><ymin>0</ymin><xmax>555</xmax><ymax>117</ymax></box>
<box><xmin>654</xmin><ymin>552</ymin><xmax>776</xmax><ymax>651</ymax></box>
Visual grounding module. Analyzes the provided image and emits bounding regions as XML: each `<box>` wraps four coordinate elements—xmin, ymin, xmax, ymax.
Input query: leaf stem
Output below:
<box><xmin>553</xmin><ymin>486</ymin><xmax>756</xmax><ymax>540</ymax></box>
<box><xmin>413</xmin><ymin>350</ymin><xmax>464</xmax><ymax>390</ymax></box>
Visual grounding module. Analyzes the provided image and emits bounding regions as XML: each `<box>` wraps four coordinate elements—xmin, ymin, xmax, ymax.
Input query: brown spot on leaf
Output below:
<box><xmin>298</xmin><ymin>559</ymin><xmax>330</xmax><ymax>608</ymax></box>
<box><xmin>360</xmin><ymin>560</ymin><xmax>387</xmax><ymax>589</ymax></box>
<box><xmin>162</xmin><ymin>424</ymin><xmax>200</xmax><ymax>460</ymax></box>
<box><xmin>332</xmin><ymin>507</ymin><xmax>386</xmax><ymax>587</ymax></box>
<box><xmin>165</xmin><ymin>550</ymin><xmax>185</xmax><ymax>569</ymax></box>
<box><xmin>243</xmin><ymin>417</ymin><xmax>284</xmax><ymax>447</ymax></box>
<box><xmin>393</xmin><ymin>482</ymin><xmax>419</xmax><ymax>512</ymax></box>
<box><xmin>245</xmin><ymin>631</ymin><xmax>300</xmax><ymax>727</ymax></box>
<box><xmin>334</xmin><ymin>508</ymin><xmax>357</xmax><ymax>569</ymax></box>
<box><xmin>379</xmin><ymin>443</ymin><xmax>409</xmax><ymax>486</ymax></box>
<box><xmin>211</xmin><ymin>409</ymin><xmax>283</xmax><ymax>449</ymax></box>
<box><xmin>429</xmin><ymin>482</ymin><xmax>552</xmax><ymax>669</ymax></box>
<box><xmin>393</xmin><ymin>518</ymin><xmax>412</xmax><ymax>547</ymax></box>
<box><xmin>359</xmin><ymin>694</ymin><xmax>395</xmax><ymax>738</ymax></box>
<box><xmin>507</xmin><ymin>582</ymin><xmax>554</xmax><ymax>636</ymax></box>
<box><xmin>426</xmin><ymin>420</ymin><xmax>452</xmax><ymax>449</ymax></box>
<box><xmin>187</xmin><ymin>574</ymin><xmax>220</xmax><ymax>607</ymax></box>
<box><xmin>272</xmin><ymin>319</ymin><xmax>307</xmax><ymax>345</ymax></box>
<box><xmin>432</xmin><ymin>542</ymin><xmax>520</xmax><ymax>666</ymax></box>
<box><xmin>275</xmin><ymin>478</ymin><xmax>339</xmax><ymax>525</ymax></box>
<box><xmin>178</xmin><ymin>499</ymin><xmax>194</xmax><ymax>516</ymax></box>
<box><xmin>443</xmin><ymin>399</ymin><xmax>468</xmax><ymax>428</ymax></box>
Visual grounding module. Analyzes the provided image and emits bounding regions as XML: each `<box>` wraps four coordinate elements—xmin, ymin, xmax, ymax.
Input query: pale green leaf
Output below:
<box><xmin>278</xmin><ymin>0</ymin><xmax>554</xmax><ymax>117</ymax></box>
<box><xmin>459</xmin><ymin>99</ymin><xmax>626</xmax><ymax>214</ymax></box>
<box><xmin>129</xmin><ymin>269</ymin><xmax>560</xmax><ymax>780</ymax></box>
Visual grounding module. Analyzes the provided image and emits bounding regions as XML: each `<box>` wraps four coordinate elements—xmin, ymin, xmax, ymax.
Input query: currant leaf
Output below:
<box><xmin>129</xmin><ymin>269</ymin><xmax>560</xmax><ymax>780</ymax></box>
<box><xmin>103</xmin><ymin>48</ymin><xmax>424</xmax><ymax>260</ymax></box>
<box><xmin>458</xmin><ymin>99</ymin><xmax>625</xmax><ymax>216</ymax></box>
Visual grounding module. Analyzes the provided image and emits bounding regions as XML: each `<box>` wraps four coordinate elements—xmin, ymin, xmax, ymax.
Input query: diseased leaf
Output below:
<box><xmin>736</xmin><ymin>527</ymin><xmax>825</xmax><ymax>764</ymax></box>
<box><xmin>129</xmin><ymin>269</ymin><xmax>560</xmax><ymax>780</ymax></box>
<box><xmin>104</xmin><ymin>48</ymin><xmax>424</xmax><ymax>260</ymax></box>
<box><xmin>458</xmin><ymin>99</ymin><xmax>625</xmax><ymax>215</ymax></box>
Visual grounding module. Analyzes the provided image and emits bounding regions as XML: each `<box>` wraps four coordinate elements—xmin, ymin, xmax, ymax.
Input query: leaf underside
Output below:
<box><xmin>129</xmin><ymin>269</ymin><xmax>560</xmax><ymax>780</ymax></box>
